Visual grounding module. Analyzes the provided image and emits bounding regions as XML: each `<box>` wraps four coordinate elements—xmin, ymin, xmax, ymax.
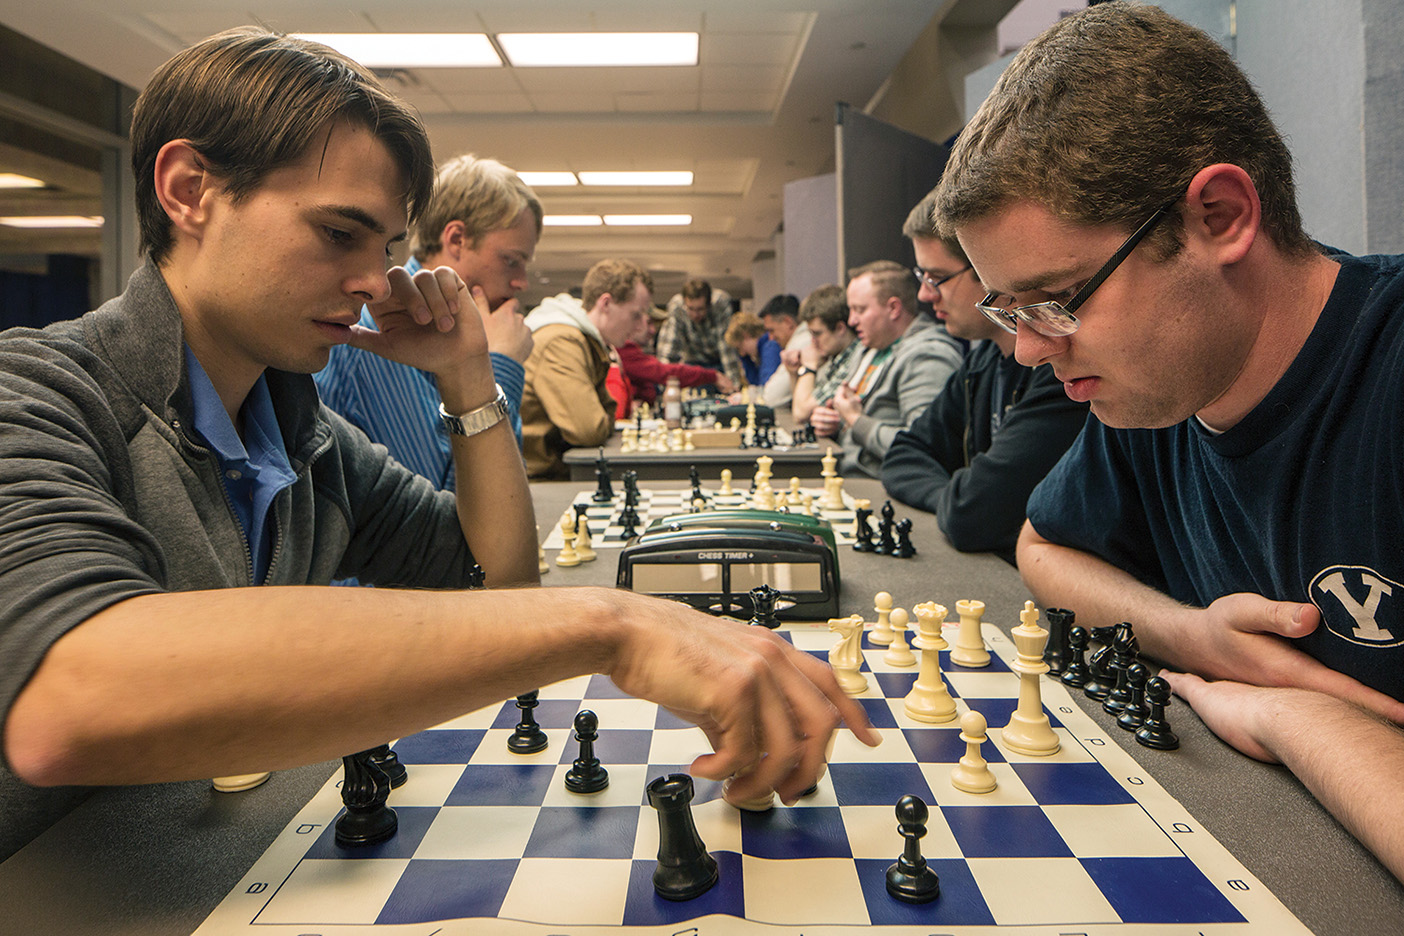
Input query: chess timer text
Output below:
<box><xmin>697</xmin><ymin>551</ymin><xmax>755</xmax><ymax>560</ymax></box>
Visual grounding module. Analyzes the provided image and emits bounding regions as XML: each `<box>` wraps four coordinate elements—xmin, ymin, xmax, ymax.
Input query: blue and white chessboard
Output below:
<box><xmin>195</xmin><ymin>621</ymin><xmax>1309</xmax><ymax>935</ymax></box>
<box><xmin>541</xmin><ymin>486</ymin><xmax>860</xmax><ymax>551</ymax></box>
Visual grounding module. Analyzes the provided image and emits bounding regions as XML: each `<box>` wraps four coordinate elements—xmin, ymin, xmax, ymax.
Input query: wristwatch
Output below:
<box><xmin>796</xmin><ymin>366</ymin><xmax>815</xmax><ymax>378</ymax></box>
<box><xmin>439</xmin><ymin>385</ymin><xmax>509</xmax><ymax>437</ymax></box>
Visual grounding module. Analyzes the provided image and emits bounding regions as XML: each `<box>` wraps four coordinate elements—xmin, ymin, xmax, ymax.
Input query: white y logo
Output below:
<box><xmin>1314</xmin><ymin>569</ymin><xmax>1396</xmax><ymax>642</ymax></box>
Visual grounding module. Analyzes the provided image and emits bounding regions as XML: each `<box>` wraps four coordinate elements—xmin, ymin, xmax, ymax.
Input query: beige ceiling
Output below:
<box><xmin>1</xmin><ymin>0</ymin><xmax>1001</xmax><ymax>304</ymax></box>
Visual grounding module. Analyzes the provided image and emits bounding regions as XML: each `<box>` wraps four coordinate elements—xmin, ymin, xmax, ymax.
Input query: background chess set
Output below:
<box><xmin>194</xmin><ymin>618</ymin><xmax>1309</xmax><ymax>935</ymax></box>
<box><xmin>540</xmin><ymin>485</ymin><xmax>861</xmax><ymax>551</ymax></box>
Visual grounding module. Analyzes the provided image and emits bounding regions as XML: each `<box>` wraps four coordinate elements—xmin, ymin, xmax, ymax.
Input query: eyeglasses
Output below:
<box><xmin>975</xmin><ymin>199</ymin><xmax>1177</xmax><ymax>338</ymax></box>
<box><xmin>913</xmin><ymin>264</ymin><xmax>971</xmax><ymax>292</ymax></box>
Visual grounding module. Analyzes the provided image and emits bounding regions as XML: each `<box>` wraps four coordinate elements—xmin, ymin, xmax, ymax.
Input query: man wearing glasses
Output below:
<box><xmin>881</xmin><ymin>193</ymin><xmax>1088</xmax><ymax>565</ymax></box>
<box><xmin>933</xmin><ymin>4</ymin><xmax>1404</xmax><ymax>882</ymax></box>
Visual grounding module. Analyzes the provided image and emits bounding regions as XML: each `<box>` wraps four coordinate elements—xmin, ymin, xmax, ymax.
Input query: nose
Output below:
<box><xmin>917</xmin><ymin>283</ymin><xmax>939</xmax><ymax>307</ymax></box>
<box><xmin>1012</xmin><ymin>320</ymin><xmax>1066</xmax><ymax>368</ymax></box>
<box><xmin>348</xmin><ymin>262</ymin><xmax>392</xmax><ymax>306</ymax></box>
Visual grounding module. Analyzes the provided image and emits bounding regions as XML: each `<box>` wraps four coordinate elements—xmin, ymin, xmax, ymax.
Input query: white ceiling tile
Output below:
<box><xmin>412</xmin><ymin>67</ymin><xmax>523</xmax><ymax>94</ymax></box>
<box><xmin>702</xmin><ymin>10</ymin><xmax>814</xmax><ymax>34</ymax></box>
<box><xmin>526</xmin><ymin>91</ymin><xmax>618</xmax><ymax>113</ymax></box>
<box><xmin>700</xmin><ymin>64</ymin><xmax>785</xmax><ymax>92</ymax></box>
<box><xmin>701</xmin><ymin>32</ymin><xmax>801</xmax><ymax>67</ymax></box>
<box><xmin>614</xmin><ymin>92</ymin><xmax>699</xmax><ymax>113</ymax></box>
<box><xmin>699</xmin><ymin>90</ymin><xmax>776</xmax><ymax>112</ymax></box>
<box><xmin>439</xmin><ymin>92</ymin><xmax>535</xmax><ymax>114</ymax></box>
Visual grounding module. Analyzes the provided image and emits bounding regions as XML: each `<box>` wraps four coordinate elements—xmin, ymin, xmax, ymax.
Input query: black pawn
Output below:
<box><xmin>1117</xmin><ymin>663</ymin><xmax>1150</xmax><ymax>731</ymax></box>
<box><xmin>619</xmin><ymin>503</ymin><xmax>639</xmax><ymax>539</ymax></box>
<box><xmin>1136</xmin><ymin>676</ymin><xmax>1180</xmax><ymax>750</ymax></box>
<box><xmin>748</xmin><ymin>584</ymin><xmax>781</xmax><ymax>628</ymax></box>
<box><xmin>852</xmin><ymin>505</ymin><xmax>875</xmax><ymax>552</ymax></box>
<box><xmin>335</xmin><ymin>748</ymin><xmax>398</xmax><ymax>848</ymax></box>
<box><xmin>1061</xmin><ymin>625</ymin><xmax>1091</xmax><ymax>688</ymax></box>
<box><xmin>365</xmin><ymin>742</ymin><xmax>407</xmax><ymax>789</ymax></box>
<box><xmin>508</xmin><ymin>689</ymin><xmax>549</xmax><ymax>754</ymax></box>
<box><xmin>465</xmin><ymin>561</ymin><xmax>486</xmax><ymax>590</ymax></box>
<box><xmin>689</xmin><ymin>465</ymin><xmax>705</xmax><ymax>505</ymax></box>
<box><xmin>648</xmin><ymin>774</ymin><xmax>719</xmax><ymax>901</ymax></box>
<box><xmin>592</xmin><ymin>450</ymin><xmax>615</xmax><ymax>502</ymax></box>
<box><xmin>877</xmin><ymin>501</ymin><xmax>897</xmax><ymax>555</ymax></box>
<box><xmin>573</xmin><ymin>502</ymin><xmax>591</xmax><ymax>539</ymax></box>
<box><xmin>885</xmin><ymin>794</ymin><xmax>940</xmax><ymax>904</ymax></box>
<box><xmin>1102</xmin><ymin>624</ymin><xmax>1140</xmax><ymax>716</ymax></box>
<box><xmin>1044</xmin><ymin>608</ymin><xmax>1075</xmax><ymax>677</ymax></box>
<box><xmin>894</xmin><ymin>518</ymin><xmax>916</xmax><ymax>558</ymax></box>
<box><xmin>564</xmin><ymin>710</ymin><xmax>609</xmax><ymax>794</ymax></box>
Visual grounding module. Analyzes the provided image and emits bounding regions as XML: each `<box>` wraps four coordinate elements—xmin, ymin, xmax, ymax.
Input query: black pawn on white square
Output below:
<box><xmin>564</xmin><ymin>710</ymin><xmax>609</xmax><ymax>794</ymax></box>
<box><xmin>508</xmin><ymin>689</ymin><xmax>549</xmax><ymax>754</ymax></box>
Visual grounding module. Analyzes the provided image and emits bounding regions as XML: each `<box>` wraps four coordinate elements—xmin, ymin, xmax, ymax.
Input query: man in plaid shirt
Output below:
<box><xmin>656</xmin><ymin>278</ymin><xmax>744</xmax><ymax>388</ymax></box>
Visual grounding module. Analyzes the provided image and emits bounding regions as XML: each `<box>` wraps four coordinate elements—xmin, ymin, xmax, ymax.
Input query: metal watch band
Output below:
<box><xmin>439</xmin><ymin>385</ymin><xmax>509</xmax><ymax>438</ymax></box>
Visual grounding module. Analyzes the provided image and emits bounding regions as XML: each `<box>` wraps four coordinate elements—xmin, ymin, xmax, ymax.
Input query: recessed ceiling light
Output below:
<box><xmin>295</xmin><ymin>33</ymin><xmax>501</xmax><ymax>68</ymax></box>
<box><xmin>578</xmin><ymin>171</ymin><xmax>693</xmax><ymax>187</ymax></box>
<box><xmin>0</xmin><ymin>173</ymin><xmax>45</xmax><ymax>189</ymax></box>
<box><xmin>603</xmin><ymin>215</ymin><xmax>691</xmax><ymax>226</ymax></box>
<box><xmin>497</xmin><ymin>33</ymin><xmax>698</xmax><ymax>67</ymax></box>
<box><xmin>517</xmin><ymin>172</ymin><xmax>579</xmax><ymax>187</ymax></box>
<box><xmin>543</xmin><ymin>215</ymin><xmax>604</xmax><ymax>226</ymax></box>
<box><xmin>0</xmin><ymin>215</ymin><xmax>103</xmax><ymax>228</ymax></box>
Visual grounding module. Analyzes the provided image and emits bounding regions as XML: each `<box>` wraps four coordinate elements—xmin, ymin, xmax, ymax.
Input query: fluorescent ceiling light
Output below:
<box><xmin>498</xmin><ymin>32</ymin><xmax>698</xmax><ymax>67</ymax></box>
<box><xmin>0</xmin><ymin>173</ymin><xmax>45</xmax><ymax>189</ymax></box>
<box><xmin>543</xmin><ymin>215</ymin><xmax>604</xmax><ymax>226</ymax></box>
<box><xmin>517</xmin><ymin>172</ymin><xmax>579</xmax><ymax>187</ymax></box>
<box><xmin>578</xmin><ymin>171</ymin><xmax>693</xmax><ymax>187</ymax></box>
<box><xmin>603</xmin><ymin>214</ymin><xmax>691</xmax><ymax>226</ymax></box>
<box><xmin>296</xmin><ymin>33</ymin><xmax>501</xmax><ymax>68</ymax></box>
<box><xmin>0</xmin><ymin>215</ymin><xmax>103</xmax><ymax>228</ymax></box>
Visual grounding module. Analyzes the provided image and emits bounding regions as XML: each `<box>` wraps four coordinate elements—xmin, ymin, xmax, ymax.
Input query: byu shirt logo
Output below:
<box><xmin>1310</xmin><ymin>565</ymin><xmax>1402</xmax><ymax>647</ymax></box>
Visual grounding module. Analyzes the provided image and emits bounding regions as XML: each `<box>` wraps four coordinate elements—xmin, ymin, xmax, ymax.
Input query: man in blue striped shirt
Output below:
<box><xmin>317</xmin><ymin>154</ymin><xmax>540</xmax><ymax>489</ymax></box>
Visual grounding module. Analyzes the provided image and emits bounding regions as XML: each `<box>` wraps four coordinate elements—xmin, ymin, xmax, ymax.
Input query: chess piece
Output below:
<box><xmin>748</xmin><ymin>584</ymin><xmax>781</xmax><ymax>629</ymax></box>
<box><xmin>1044</xmin><ymin>608</ymin><xmax>1075</xmax><ymax>676</ymax></box>
<box><xmin>592</xmin><ymin>450</ymin><xmax>614</xmax><ymax>502</ymax></box>
<box><xmin>1061</xmin><ymin>625</ymin><xmax>1092</xmax><ymax>687</ymax></box>
<box><xmin>883</xmin><ymin>607</ymin><xmax>916</xmax><ymax>667</ymax></box>
<box><xmin>719</xmin><ymin>468</ymin><xmax>734</xmax><ymax>496</ymax></box>
<box><xmin>555</xmin><ymin>512</ymin><xmax>581</xmax><ymax>567</ymax></box>
<box><xmin>950</xmin><ymin>599</ymin><xmax>991</xmax><ymax>668</ymax></box>
<box><xmin>821</xmin><ymin>473</ymin><xmax>845</xmax><ymax>510</ymax></box>
<box><xmin>1135</xmin><ymin>676</ymin><xmax>1180</xmax><ymax>750</ymax></box>
<box><xmin>507</xmin><ymin>690</ymin><xmax>549</xmax><ymax>754</ymax></box>
<box><xmin>536</xmin><ymin>524</ymin><xmax>549</xmax><ymax>575</ymax></box>
<box><xmin>212</xmin><ymin>771</ymin><xmax>270</xmax><ymax>793</ymax></box>
<box><xmin>335</xmin><ymin>748</ymin><xmax>398</xmax><ymax>847</ymax></box>
<box><xmin>1117</xmin><ymin>663</ymin><xmax>1150</xmax><ymax>731</ymax></box>
<box><xmin>564</xmin><ymin>710</ymin><xmax>609</xmax><ymax>794</ymax></box>
<box><xmin>904</xmin><ymin>602</ymin><xmax>957</xmax><ymax>723</ymax></box>
<box><xmin>1102</xmin><ymin>624</ymin><xmax>1139</xmax><ymax>715</ymax></box>
<box><xmin>1082</xmin><ymin>639</ymin><xmax>1114</xmax><ymax>701</ymax></box>
<box><xmin>852</xmin><ymin>501</ymin><xmax>875</xmax><ymax>552</ymax></box>
<box><xmin>894</xmin><ymin>518</ymin><xmax>916</xmax><ymax>558</ymax></box>
<box><xmin>684</xmin><ymin>430</ymin><xmax>695</xmax><ymax>451</ymax></box>
<box><xmin>366</xmin><ymin>742</ymin><xmax>407</xmax><ymax>789</ymax></box>
<box><xmin>689</xmin><ymin>465</ymin><xmax>705</xmax><ymax>504</ymax></box>
<box><xmin>828</xmin><ymin>614</ymin><xmax>868</xmax><ymax>695</ymax></box>
<box><xmin>648</xmin><ymin>774</ymin><xmax>719</xmax><ymax>901</ymax></box>
<box><xmin>877</xmin><ymin>501</ymin><xmax>897</xmax><ymax>555</ymax></box>
<box><xmin>869</xmin><ymin>591</ymin><xmax>896</xmax><ymax>645</ymax></box>
<box><xmin>572</xmin><ymin>505</ymin><xmax>597</xmax><ymax>562</ymax></box>
<box><xmin>722</xmin><ymin>760</ymin><xmax>776</xmax><ymax>812</ymax></box>
<box><xmin>821</xmin><ymin>446</ymin><xmax>838</xmax><ymax>479</ymax></box>
<box><xmin>999</xmin><ymin>601</ymin><xmax>1061</xmax><ymax>756</ymax></box>
<box><xmin>787</xmin><ymin>476</ymin><xmax>803</xmax><ymax>506</ymax></box>
<box><xmin>885</xmin><ymin>795</ymin><xmax>941</xmax><ymax>904</ymax></box>
<box><xmin>950</xmin><ymin>710</ymin><xmax>997</xmax><ymax>794</ymax></box>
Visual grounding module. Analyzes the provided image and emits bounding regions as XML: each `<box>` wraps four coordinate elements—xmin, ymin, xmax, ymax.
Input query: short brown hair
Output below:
<box><xmin>799</xmin><ymin>284</ymin><xmax>848</xmax><ymax>331</ymax></box>
<box><xmin>681</xmin><ymin>278</ymin><xmax>712</xmax><ymax>306</ymax></box>
<box><xmin>847</xmin><ymin>259</ymin><xmax>916</xmax><ymax>315</ymax></box>
<box><xmin>132</xmin><ymin>27</ymin><xmax>434</xmax><ymax>264</ymax></box>
<box><xmin>903</xmin><ymin>189</ymin><xmax>967</xmax><ymax>265</ymax></box>
<box><xmin>582</xmin><ymin>259</ymin><xmax>653</xmax><ymax>312</ymax></box>
<box><xmin>935</xmin><ymin>3</ymin><xmax>1312</xmax><ymax>258</ymax></box>
<box><xmin>724</xmin><ymin>311</ymin><xmax>767</xmax><ymax>348</ymax></box>
<box><xmin>410</xmin><ymin>154</ymin><xmax>543</xmax><ymax>262</ymax></box>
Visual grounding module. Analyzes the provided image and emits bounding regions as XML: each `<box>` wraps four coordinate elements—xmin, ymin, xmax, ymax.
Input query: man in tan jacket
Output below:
<box><xmin>522</xmin><ymin>259</ymin><xmax>654</xmax><ymax>477</ymax></box>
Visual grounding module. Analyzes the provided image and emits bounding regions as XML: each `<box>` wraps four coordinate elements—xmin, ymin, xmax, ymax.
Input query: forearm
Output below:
<box><xmin>5</xmin><ymin>585</ymin><xmax>628</xmax><ymax>786</ymax></box>
<box><xmin>791</xmin><ymin>374</ymin><xmax>818</xmax><ymax>424</ymax></box>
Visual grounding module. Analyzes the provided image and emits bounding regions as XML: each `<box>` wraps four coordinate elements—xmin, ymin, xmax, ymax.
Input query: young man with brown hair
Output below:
<box><xmin>935</xmin><ymin>2</ymin><xmax>1404</xmax><ymax>880</ymax></box>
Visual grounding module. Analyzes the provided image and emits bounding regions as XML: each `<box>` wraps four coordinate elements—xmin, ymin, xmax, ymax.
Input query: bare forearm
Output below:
<box><xmin>5</xmin><ymin>585</ymin><xmax>628</xmax><ymax>786</ymax></box>
<box><xmin>791</xmin><ymin>374</ymin><xmax>818</xmax><ymax>424</ymax></box>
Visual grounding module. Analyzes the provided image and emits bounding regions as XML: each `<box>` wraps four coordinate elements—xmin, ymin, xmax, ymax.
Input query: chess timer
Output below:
<box><xmin>617</xmin><ymin>523</ymin><xmax>840</xmax><ymax>620</ymax></box>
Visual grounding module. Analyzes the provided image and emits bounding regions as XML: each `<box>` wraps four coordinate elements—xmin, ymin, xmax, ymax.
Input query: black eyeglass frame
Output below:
<box><xmin>912</xmin><ymin>263</ymin><xmax>972</xmax><ymax>292</ymax></box>
<box><xmin>975</xmin><ymin>199</ymin><xmax>1178</xmax><ymax>338</ymax></box>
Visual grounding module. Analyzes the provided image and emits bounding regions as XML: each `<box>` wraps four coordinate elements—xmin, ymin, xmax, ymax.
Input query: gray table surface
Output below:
<box><xmin>1</xmin><ymin>479</ymin><xmax>1400</xmax><ymax>935</ymax></box>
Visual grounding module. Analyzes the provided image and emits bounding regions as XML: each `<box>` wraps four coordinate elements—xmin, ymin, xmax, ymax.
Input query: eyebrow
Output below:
<box><xmin>997</xmin><ymin>266</ymin><xmax>1083</xmax><ymax>296</ymax></box>
<box><xmin>320</xmin><ymin>204</ymin><xmax>407</xmax><ymax>244</ymax></box>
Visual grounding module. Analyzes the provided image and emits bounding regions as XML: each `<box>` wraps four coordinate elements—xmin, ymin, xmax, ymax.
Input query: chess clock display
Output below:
<box><xmin>616</xmin><ymin>524</ymin><xmax>840</xmax><ymax>620</ymax></box>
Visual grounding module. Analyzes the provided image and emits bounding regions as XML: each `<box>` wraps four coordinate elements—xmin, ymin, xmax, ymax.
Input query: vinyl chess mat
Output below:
<box><xmin>194</xmin><ymin>621</ymin><xmax>1309</xmax><ymax>935</ymax></box>
<box><xmin>540</xmin><ymin>486</ymin><xmax>860</xmax><ymax>551</ymax></box>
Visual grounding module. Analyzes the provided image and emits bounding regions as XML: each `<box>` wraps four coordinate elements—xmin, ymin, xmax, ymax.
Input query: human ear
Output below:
<box><xmin>1184</xmin><ymin>163</ymin><xmax>1260</xmax><ymax>266</ymax></box>
<box><xmin>151</xmin><ymin>140</ymin><xmax>214</xmax><ymax>242</ymax></box>
<box><xmin>441</xmin><ymin>220</ymin><xmax>467</xmax><ymax>260</ymax></box>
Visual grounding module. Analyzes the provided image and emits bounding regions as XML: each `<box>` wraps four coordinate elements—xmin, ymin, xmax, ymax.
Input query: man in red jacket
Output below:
<box><xmin>611</xmin><ymin>305</ymin><xmax>736</xmax><ymax>417</ymax></box>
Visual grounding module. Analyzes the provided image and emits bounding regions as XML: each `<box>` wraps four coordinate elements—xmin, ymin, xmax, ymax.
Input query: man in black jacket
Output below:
<box><xmin>881</xmin><ymin>194</ymin><xmax>1088</xmax><ymax>564</ymax></box>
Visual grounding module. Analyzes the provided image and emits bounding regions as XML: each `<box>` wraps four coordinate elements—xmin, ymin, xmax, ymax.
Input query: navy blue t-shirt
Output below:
<box><xmin>1027</xmin><ymin>253</ymin><xmax>1404</xmax><ymax>701</ymax></box>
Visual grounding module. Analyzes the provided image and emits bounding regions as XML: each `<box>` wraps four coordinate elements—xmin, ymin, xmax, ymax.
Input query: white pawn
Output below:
<box><xmin>556</xmin><ymin>512</ymin><xmax>581</xmax><ymax>567</ymax></box>
<box><xmin>950</xmin><ymin>599</ymin><xmax>991</xmax><ymax>667</ymax></box>
<box><xmin>950</xmin><ymin>710</ymin><xmax>997</xmax><ymax>794</ymax></box>
<box><xmin>828</xmin><ymin>614</ymin><xmax>868</xmax><ymax>695</ymax></box>
<box><xmin>684</xmin><ymin>430</ymin><xmax>695</xmax><ymax>451</ymax></box>
<box><xmin>719</xmin><ymin>468</ymin><xmax>734</xmax><ymax>496</ymax></box>
<box><xmin>821</xmin><ymin>446</ymin><xmax>838</xmax><ymax>479</ymax></box>
<box><xmin>573</xmin><ymin>512</ymin><xmax>597</xmax><ymax>562</ymax></box>
<box><xmin>788</xmin><ymin>477</ymin><xmax>804</xmax><ymax>506</ymax></box>
<box><xmin>537</xmin><ymin>524</ymin><xmax>549</xmax><ymax>575</ymax></box>
<box><xmin>883</xmin><ymin>607</ymin><xmax>916</xmax><ymax>667</ymax></box>
<box><xmin>869</xmin><ymin>591</ymin><xmax>895</xmax><ymax>645</ymax></box>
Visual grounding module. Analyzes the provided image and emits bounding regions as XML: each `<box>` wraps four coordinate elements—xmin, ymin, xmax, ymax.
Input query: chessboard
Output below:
<box><xmin>541</xmin><ymin>485</ymin><xmax>861</xmax><ymax>551</ymax></box>
<box><xmin>194</xmin><ymin>615</ymin><xmax>1309</xmax><ymax>935</ymax></box>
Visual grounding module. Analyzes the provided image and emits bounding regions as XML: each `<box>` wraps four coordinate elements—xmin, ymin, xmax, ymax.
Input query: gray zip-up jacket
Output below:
<box><xmin>0</xmin><ymin>263</ymin><xmax>476</xmax><ymax>859</ymax></box>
